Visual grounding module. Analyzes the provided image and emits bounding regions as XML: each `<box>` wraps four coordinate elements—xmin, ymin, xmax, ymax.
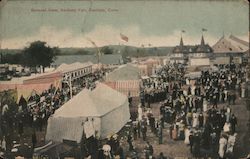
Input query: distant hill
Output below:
<box><xmin>1</xmin><ymin>45</ymin><xmax>174</xmax><ymax>57</ymax></box>
<box><xmin>0</xmin><ymin>49</ymin><xmax>22</xmax><ymax>55</ymax></box>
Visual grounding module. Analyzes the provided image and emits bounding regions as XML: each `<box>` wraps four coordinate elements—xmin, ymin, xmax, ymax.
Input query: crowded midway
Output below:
<box><xmin>0</xmin><ymin>61</ymin><xmax>249</xmax><ymax>159</ymax></box>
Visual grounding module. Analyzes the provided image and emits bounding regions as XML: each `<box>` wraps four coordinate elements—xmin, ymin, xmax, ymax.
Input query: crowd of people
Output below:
<box><xmin>0</xmin><ymin>62</ymin><xmax>248</xmax><ymax>159</ymax></box>
<box><xmin>122</xmin><ymin>63</ymin><xmax>247</xmax><ymax>158</ymax></box>
<box><xmin>0</xmin><ymin>69</ymin><xmax>107</xmax><ymax>158</ymax></box>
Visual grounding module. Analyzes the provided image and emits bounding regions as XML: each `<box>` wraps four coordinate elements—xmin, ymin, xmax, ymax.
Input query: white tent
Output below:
<box><xmin>184</xmin><ymin>72</ymin><xmax>201</xmax><ymax>79</ymax></box>
<box><xmin>104</xmin><ymin>64</ymin><xmax>141</xmax><ymax>97</ymax></box>
<box><xmin>105</xmin><ymin>64</ymin><xmax>140</xmax><ymax>81</ymax></box>
<box><xmin>55</xmin><ymin>62</ymin><xmax>93</xmax><ymax>74</ymax></box>
<box><xmin>45</xmin><ymin>82</ymin><xmax>130</xmax><ymax>143</ymax></box>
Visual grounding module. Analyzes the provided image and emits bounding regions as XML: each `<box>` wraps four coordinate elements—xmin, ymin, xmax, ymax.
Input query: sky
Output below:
<box><xmin>0</xmin><ymin>0</ymin><xmax>249</xmax><ymax>49</ymax></box>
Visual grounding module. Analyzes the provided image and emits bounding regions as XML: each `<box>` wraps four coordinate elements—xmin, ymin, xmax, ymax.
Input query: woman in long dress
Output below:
<box><xmin>138</xmin><ymin>104</ymin><xmax>143</xmax><ymax>121</ymax></box>
<box><xmin>241</xmin><ymin>82</ymin><xmax>245</xmax><ymax>98</ymax></box>
<box><xmin>191</xmin><ymin>86</ymin><xmax>196</xmax><ymax>96</ymax></box>
<box><xmin>1</xmin><ymin>136</ymin><xmax>6</xmax><ymax>151</ymax></box>
<box><xmin>218</xmin><ymin>136</ymin><xmax>228</xmax><ymax>159</ymax></box>
<box><xmin>192</xmin><ymin>112</ymin><xmax>199</xmax><ymax>128</ymax></box>
<box><xmin>184</xmin><ymin>128</ymin><xmax>191</xmax><ymax>145</ymax></box>
<box><xmin>203</xmin><ymin>99</ymin><xmax>207</xmax><ymax>112</ymax></box>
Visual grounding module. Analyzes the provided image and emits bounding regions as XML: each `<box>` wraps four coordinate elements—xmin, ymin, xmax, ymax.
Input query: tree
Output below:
<box><xmin>101</xmin><ymin>46</ymin><xmax>113</xmax><ymax>54</ymax></box>
<box><xmin>22</xmin><ymin>41</ymin><xmax>58</xmax><ymax>72</ymax></box>
<box><xmin>0</xmin><ymin>53</ymin><xmax>22</xmax><ymax>64</ymax></box>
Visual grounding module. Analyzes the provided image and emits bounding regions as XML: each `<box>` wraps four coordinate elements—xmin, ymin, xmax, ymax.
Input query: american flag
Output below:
<box><xmin>120</xmin><ymin>33</ymin><xmax>129</xmax><ymax>42</ymax></box>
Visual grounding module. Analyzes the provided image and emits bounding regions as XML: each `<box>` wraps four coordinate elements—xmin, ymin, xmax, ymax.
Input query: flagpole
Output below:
<box><xmin>120</xmin><ymin>33</ymin><xmax>129</xmax><ymax>64</ymax></box>
<box><xmin>86</xmin><ymin>38</ymin><xmax>101</xmax><ymax>70</ymax></box>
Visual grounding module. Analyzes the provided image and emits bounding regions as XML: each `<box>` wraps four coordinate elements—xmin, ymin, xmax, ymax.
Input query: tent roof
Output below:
<box><xmin>53</xmin><ymin>82</ymin><xmax>127</xmax><ymax>117</ymax></box>
<box><xmin>105</xmin><ymin>64</ymin><xmax>140</xmax><ymax>81</ymax></box>
<box><xmin>55</xmin><ymin>62</ymin><xmax>93</xmax><ymax>73</ymax></box>
<box><xmin>212</xmin><ymin>35</ymin><xmax>249</xmax><ymax>53</ymax></box>
<box><xmin>185</xmin><ymin>72</ymin><xmax>201</xmax><ymax>79</ymax></box>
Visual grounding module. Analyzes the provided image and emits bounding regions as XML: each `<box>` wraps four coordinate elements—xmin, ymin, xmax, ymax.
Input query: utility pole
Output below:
<box><xmin>69</xmin><ymin>75</ymin><xmax>73</xmax><ymax>99</ymax></box>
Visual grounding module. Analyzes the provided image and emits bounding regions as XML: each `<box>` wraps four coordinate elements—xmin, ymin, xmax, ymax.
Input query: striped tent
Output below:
<box><xmin>104</xmin><ymin>64</ymin><xmax>141</xmax><ymax>97</ymax></box>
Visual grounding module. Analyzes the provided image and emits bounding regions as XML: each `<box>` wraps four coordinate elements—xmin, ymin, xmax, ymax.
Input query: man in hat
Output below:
<box><xmin>132</xmin><ymin>122</ymin><xmax>138</xmax><ymax>140</ymax></box>
<box><xmin>112</xmin><ymin>134</ymin><xmax>119</xmax><ymax>154</ymax></box>
<box><xmin>114</xmin><ymin>141</ymin><xmax>124</xmax><ymax>159</ymax></box>
<box><xmin>141</xmin><ymin>123</ymin><xmax>147</xmax><ymax>141</ymax></box>
<box><xmin>158</xmin><ymin>125</ymin><xmax>163</xmax><ymax>144</ymax></box>
<box><xmin>144</xmin><ymin>142</ymin><xmax>154</xmax><ymax>159</ymax></box>
<box><xmin>189</xmin><ymin>131</ymin><xmax>194</xmax><ymax>153</ymax></box>
<box><xmin>157</xmin><ymin>152</ymin><xmax>167</xmax><ymax>159</ymax></box>
<box><xmin>127</xmin><ymin>132</ymin><xmax>134</xmax><ymax>151</ymax></box>
<box><xmin>231</xmin><ymin>92</ymin><xmax>236</xmax><ymax>105</ymax></box>
<box><xmin>230</xmin><ymin>114</ymin><xmax>237</xmax><ymax>134</ymax></box>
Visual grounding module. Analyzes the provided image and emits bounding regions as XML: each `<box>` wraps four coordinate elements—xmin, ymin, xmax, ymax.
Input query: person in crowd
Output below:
<box><xmin>218</xmin><ymin>135</ymin><xmax>228</xmax><ymax>159</ymax></box>
<box><xmin>141</xmin><ymin>123</ymin><xmax>147</xmax><ymax>141</ymax></box>
<box><xmin>230</xmin><ymin>114</ymin><xmax>237</xmax><ymax>134</ymax></box>
<box><xmin>127</xmin><ymin>132</ymin><xmax>134</xmax><ymax>152</ymax></box>
<box><xmin>114</xmin><ymin>142</ymin><xmax>124</xmax><ymax>159</ymax></box>
<box><xmin>158</xmin><ymin>124</ymin><xmax>163</xmax><ymax>144</ymax></box>
<box><xmin>144</xmin><ymin>142</ymin><xmax>154</xmax><ymax>159</ymax></box>
<box><xmin>31</xmin><ymin>130</ymin><xmax>37</xmax><ymax>150</ymax></box>
<box><xmin>132</xmin><ymin>122</ymin><xmax>138</xmax><ymax>140</ymax></box>
<box><xmin>157</xmin><ymin>152</ymin><xmax>167</xmax><ymax>159</ymax></box>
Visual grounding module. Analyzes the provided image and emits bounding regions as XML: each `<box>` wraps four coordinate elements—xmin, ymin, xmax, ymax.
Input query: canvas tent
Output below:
<box><xmin>104</xmin><ymin>64</ymin><xmax>141</xmax><ymax>97</ymax></box>
<box><xmin>184</xmin><ymin>72</ymin><xmax>201</xmax><ymax>79</ymax></box>
<box><xmin>55</xmin><ymin>62</ymin><xmax>93</xmax><ymax>73</ymax></box>
<box><xmin>45</xmin><ymin>82</ymin><xmax>130</xmax><ymax>143</ymax></box>
<box><xmin>105</xmin><ymin>64</ymin><xmax>140</xmax><ymax>81</ymax></box>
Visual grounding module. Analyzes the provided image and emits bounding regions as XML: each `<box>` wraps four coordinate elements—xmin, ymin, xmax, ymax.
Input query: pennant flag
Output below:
<box><xmin>182</xmin><ymin>30</ymin><xmax>186</xmax><ymax>33</ymax></box>
<box><xmin>86</xmin><ymin>38</ymin><xmax>98</xmax><ymax>47</ymax></box>
<box><xmin>202</xmin><ymin>28</ymin><xmax>208</xmax><ymax>32</ymax></box>
<box><xmin>120</xmin><ymin>33</ymin><xmax>129</xmax><ymax>42</ymax></box>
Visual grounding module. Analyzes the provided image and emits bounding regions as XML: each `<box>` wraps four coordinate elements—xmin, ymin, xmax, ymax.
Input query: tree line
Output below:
<box><xmin>0</xmin><ymin>41</ymin><xmax>59</xmax><ymax>72</ymax></box>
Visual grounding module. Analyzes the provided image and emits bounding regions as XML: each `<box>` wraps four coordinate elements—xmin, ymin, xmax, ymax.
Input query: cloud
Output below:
<box><xmin>1</xmin><ymin>25</ymin><xmax>248</xmax><ymax>49</ymax></box>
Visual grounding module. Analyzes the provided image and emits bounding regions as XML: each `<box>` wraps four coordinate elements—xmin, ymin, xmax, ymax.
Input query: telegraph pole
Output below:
<box><xmin>69</xmin><ymin>75</ymin><xmax>73</xmax><ymax>99</ymax></box>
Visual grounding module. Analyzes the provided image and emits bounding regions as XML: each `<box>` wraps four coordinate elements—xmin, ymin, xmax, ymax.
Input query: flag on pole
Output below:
<box><xmin>86</xmin><ymin>38</ymin><xmax>98</xmax><ymax>47</ymax></box>
<box><xmin>202</xmin><ymin>28</ymin><xmax>207</xmax><ymax>32</ymax></box>
<box><xmin>120</xmin><ymin>33</ymin><xmax>129</xmax><ymax>42</ymax></box>
<box><xmin>182</xmin><ymin>30</ymin><xmax>186</xmax><ymax>33</ymax></box>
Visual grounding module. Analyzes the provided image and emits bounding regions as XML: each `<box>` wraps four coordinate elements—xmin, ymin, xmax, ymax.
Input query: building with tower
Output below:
<box><xmin>171</xmin><ymin>35</ymin><xmax>213</xmax><ymax>66</ymax></box>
